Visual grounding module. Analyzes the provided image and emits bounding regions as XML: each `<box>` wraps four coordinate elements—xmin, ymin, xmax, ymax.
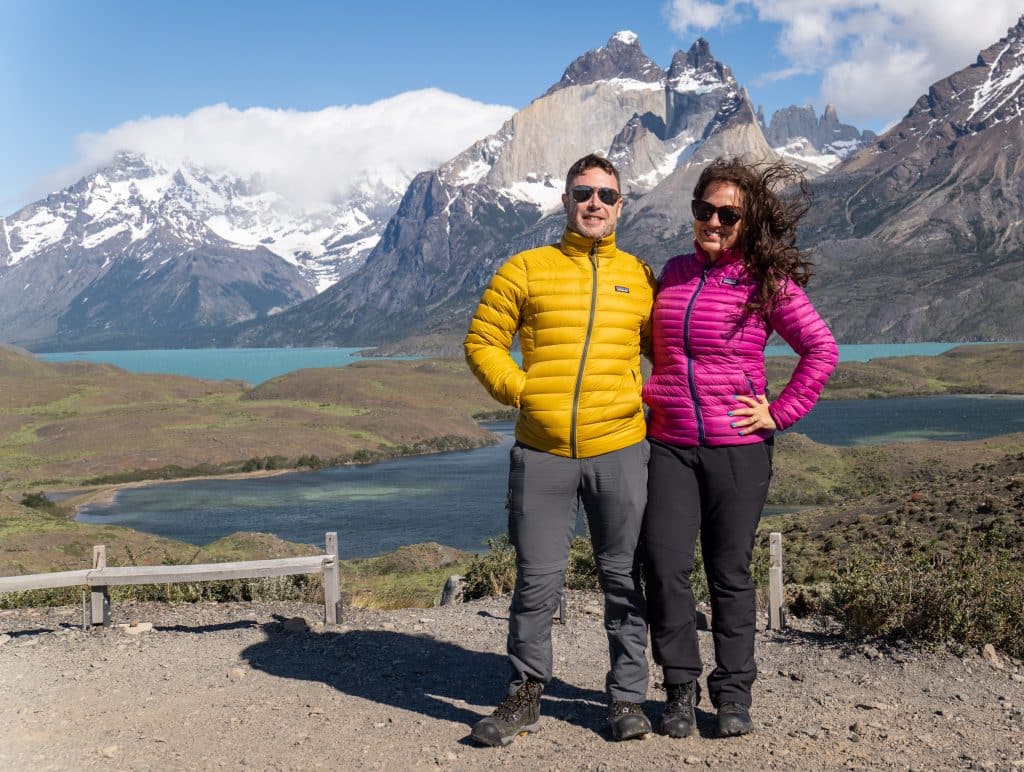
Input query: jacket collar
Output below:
<box><xmin>561</xmin><ymin>229</ymin><xmax>617</xmax><ymax>260</ymax></box>
<box><xmin>694</xmin><ymin>241</ymin><xmax>744</xmax><ymax>269</ymax></box>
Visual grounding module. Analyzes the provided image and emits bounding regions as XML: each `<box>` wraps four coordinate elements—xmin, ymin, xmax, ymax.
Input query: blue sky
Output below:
<box><xmin>3</xmin><ymin>0</ymin><xmax>1022</xmax><ymax>214</ymax></box>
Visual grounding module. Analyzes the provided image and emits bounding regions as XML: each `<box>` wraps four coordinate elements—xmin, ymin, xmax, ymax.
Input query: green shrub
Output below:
<box><xmin>827</xmin><ymin>527</ymin><xmax>1024</xmax><ymax>657</ymax></box>
<box><xmin>462</xmin><ymin>531</ymin><xmax>713</xmax><ymax>603</ymax></box>
<box><xmin>565</xmin><ymin>536</ymin><xmax>599</xmax><ymax>590</ymax></box>
<box><xmin>463</xmin><ymin>534</ymin><xmax>517</xmax><ymax>600</ymax></box>
<box><xmin>19</xmin><ymin>491</ymin><xmax>62</xmax><ymax>515</ymax></box>
<box><xmin>461</xmin><ymin>533</ymin><xmax>605</xmax><ymax>601</ymax></box>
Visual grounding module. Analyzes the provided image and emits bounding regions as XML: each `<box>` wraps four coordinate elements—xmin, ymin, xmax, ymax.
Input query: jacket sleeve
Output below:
<box><xmin>464</xmin><ymin>255</ymin><xmax>529</xmax><ymax>407</ymax></box>
<box><xmin>766</xmin><ymin>282</ymin><xmax>839</xmax><ymax>431</ymax></box>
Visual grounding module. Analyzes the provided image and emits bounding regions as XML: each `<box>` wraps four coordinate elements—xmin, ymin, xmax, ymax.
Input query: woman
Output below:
<box><xmin>641</xmin><ymin>157</ymin><xmax>838</xmax><ymax>738</ymax></box>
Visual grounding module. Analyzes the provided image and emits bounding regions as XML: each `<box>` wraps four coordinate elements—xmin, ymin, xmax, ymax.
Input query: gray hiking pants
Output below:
<box><xmin>505</xmin><ymin>440</ymin><xmax>650</xmax><ymax>703</ymax></box>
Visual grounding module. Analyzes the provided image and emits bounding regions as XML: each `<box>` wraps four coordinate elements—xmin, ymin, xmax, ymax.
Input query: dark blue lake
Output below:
<box><xmin>76</xmin><ymin>395</ymin><xmax>1024</xmax><ymax>557</ymax></box>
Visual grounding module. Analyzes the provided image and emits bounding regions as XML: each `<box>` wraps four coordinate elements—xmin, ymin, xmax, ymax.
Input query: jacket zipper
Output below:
<box><xmin>570</xmin><ymin>240</ymin><xmax>599</xmax><ymax>458</ymax></box>
<box><xmin>683</xmin><ymin>264</ymin><xmax>709</xmax><ymax>445</ymax></box>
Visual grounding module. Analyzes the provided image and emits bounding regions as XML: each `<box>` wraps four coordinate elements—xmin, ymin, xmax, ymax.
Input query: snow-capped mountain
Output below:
<box><xmin>227</xmin><ymin>32</ymin><xmax>777</xmax><ymax>347</ymax></box>
<box><xmin>0</xmin><ymin>152</ymin><xmax>402</xmax><ymax>348</ymax></box>
<box><xmin>2</xmin><ymin>152</ymin><xmax>395</xmax><ymax>288</ymax></box>
<box><xmin>759</xmin><ymin>104</ymin><xmax>877</xmax><ymax>175</ymax></box>
<box><xmin>5</xmin><ymin>19</ymin><xmax>1021</xmax><ymax>351</ymax></box>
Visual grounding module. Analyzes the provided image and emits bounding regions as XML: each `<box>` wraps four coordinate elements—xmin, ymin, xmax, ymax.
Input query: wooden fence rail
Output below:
<box><xmin>1</xmin><ymin>530</ymin><xmax>785</xmax><ymax>631</ymax></box>
<box><xmin>0</xmin><ymin>532</ymin><xmax>343</xmax><ymax>627</ymax></box>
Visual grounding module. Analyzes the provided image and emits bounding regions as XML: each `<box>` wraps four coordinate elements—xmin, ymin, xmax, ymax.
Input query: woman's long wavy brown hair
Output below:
<box><xmin>693</xmin><ymin>157</ymin><xmax>813</xmax><ymax>314</ymax></box>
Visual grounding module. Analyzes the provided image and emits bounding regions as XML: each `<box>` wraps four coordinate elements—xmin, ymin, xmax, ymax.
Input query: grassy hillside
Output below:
<box><xmin>1</xmin><ymin>342</ymin><xmax>1021</xmax><ymax>620</ymax></box>
<box><xmin>0</xmin><ymin>347</ymin><xmax>500</xmax><ymax>491</ymax></box>
<box><xmin>768</xmin><ymin>343</ymin><xmax>1024</xmax><ymax>399</ymax></box>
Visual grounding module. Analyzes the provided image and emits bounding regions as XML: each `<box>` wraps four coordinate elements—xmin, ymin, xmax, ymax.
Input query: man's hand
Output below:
<box><xmin>728</xmin><ymin>394</ymin><xmax>776</xmax><ymax>435</ymax></box>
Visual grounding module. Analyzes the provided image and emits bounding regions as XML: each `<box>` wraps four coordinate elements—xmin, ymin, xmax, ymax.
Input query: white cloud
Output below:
<box><xmin>665</xmin><ymin>0</ymin><xmax>1024</xmax><ymax>126</ymax></box>
<box><xmin>666</xmin><ymin>0</ymin><xmax>743</xmax><ymax>31</ymax></box>
<box><xmin>40</xmin><ymin>89</ymin><xmax>515</xmax><ymax>207</ymax></box>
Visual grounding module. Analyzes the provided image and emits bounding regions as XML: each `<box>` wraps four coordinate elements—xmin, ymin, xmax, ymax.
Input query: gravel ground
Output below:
<box><xmin>1</xmin><ymin>592</ymin><xmax>1022</xmax><ymax>771</ymax></box>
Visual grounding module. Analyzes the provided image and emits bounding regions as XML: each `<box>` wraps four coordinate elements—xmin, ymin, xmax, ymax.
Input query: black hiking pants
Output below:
<box><xmin>642</xmin><ymin>438</ymin><xmax>772</xmax><ymax>707</ymax></box>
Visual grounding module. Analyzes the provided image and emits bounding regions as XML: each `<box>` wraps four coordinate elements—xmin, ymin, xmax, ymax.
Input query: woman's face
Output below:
<box><xmin>694</xmin><ymin>181</ymin><xmax>744</xmax><ymax>262</ymax></box>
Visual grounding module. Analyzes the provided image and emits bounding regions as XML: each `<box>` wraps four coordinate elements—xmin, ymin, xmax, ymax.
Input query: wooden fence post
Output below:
<box><xmin>90</xmin><ymin>545</ymin><xmax>110</xmax><ymax>626</ymax></box>
<box><xmin>323</xmin><ymin>532</ymin><xmax>342</xmax><ymax>626</ymax></box>
<box><xmin>768</xmin><ymin>532</ymin><xmax>785</xmax><ymax>630</ymax></box>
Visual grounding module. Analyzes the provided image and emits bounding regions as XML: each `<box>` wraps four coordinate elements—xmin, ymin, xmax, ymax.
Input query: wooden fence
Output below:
<box><xmin>0</xmin><ymin>530</ymin><xmax>787</xmax><ymax>631</ymax></box>
<box><xmin>0</xmin><ymin>532</ymin><xmax>343</xmax><ymax>627</ymax></box>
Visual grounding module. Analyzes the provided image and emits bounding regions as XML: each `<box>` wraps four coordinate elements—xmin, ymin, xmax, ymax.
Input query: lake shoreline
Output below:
<box><xmin>2</xmin><ymin>344</ymin><xmax>1022</xmax><ymax>575</ymax></box>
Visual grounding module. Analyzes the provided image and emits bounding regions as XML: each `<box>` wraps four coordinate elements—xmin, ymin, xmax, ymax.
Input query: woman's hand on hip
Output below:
<box><xmin>729</xmin><ymin>394</ymin><xmax>777</xmax><ymax>435</ymax></box>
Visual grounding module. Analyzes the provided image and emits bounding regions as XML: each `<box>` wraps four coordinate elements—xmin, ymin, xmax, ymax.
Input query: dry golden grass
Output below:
<box><xmin>0</xmin><ymin>347</ymin><xmax>499</xmax><ymax>491</ymax></box>
<box><xmin>771</xmin><ymin>343</ymin><xmax>1024</xmax><ymax>399</ymax></box>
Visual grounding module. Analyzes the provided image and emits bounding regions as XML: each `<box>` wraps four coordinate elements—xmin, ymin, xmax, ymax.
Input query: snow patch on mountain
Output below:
<box><xmin>7</xmin><ymin>208</ymin><xmax>69</xmax><ymax>264</ymax></box>
<box><xmin>3</xmin><ymin>153</ymin><xmax>399</xmax><ymax>288</ymax></box>
<box><xmin>500</xmin><ymin>175</ymin><xmax>563</xmax><ymax>212</ymax></box>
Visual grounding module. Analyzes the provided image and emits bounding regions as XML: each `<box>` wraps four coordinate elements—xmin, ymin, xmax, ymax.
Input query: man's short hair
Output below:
<box><xmin>565</xmin><ymin>154</ymin><xmax>621</xmax><ymax>192</ymax></box>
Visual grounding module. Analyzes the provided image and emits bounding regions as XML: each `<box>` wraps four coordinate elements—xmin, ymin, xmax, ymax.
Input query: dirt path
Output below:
<box><xmin>1</xmin><ymin>593</ymin><xmax>1022</xmax><ymax>770</ymax></box>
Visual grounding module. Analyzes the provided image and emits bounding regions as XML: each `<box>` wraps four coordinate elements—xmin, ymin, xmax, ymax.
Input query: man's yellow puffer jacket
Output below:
<box><xmin>465</xmin><ymin>229</ymin><xmax>655</xmax><ymax>458</ymax></box>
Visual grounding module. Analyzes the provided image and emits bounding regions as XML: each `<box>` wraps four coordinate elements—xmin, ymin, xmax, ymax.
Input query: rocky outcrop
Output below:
<box><xmin>798</xmin><ymin>16</ymin><xmax>1024</xmax><ymax>342</ymax></box>
<box><xmin>809</xmin><ymin>16</ymin><xmax>1024</xmax><ymax>254</ymax></box>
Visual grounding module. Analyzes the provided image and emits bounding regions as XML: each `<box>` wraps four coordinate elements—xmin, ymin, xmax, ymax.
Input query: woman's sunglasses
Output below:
<box><xmin>570</xmin><ymin>185</ymin><xmax>622</xmax><ymax>205</ymax></box>
<box><xmin>691</xmin><ymin>199</ymin><xmax>742</xmax><ymax>226</ymax></box>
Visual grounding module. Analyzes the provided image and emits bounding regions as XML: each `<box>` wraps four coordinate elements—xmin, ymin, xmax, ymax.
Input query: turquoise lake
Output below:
<box><xmin>75</xmin><ymin>396</ymin><xmax>1024</xmax><ymax>558</ymax></box>
<box><xmin>42</xmin><ymin>342</ymin><xmax>1021</xmax><ymax>557</ymax></box>
<box><xmin>34</xmin><ymin>342</ymin><xmax>993</xmax><ymax>385</ymax></box>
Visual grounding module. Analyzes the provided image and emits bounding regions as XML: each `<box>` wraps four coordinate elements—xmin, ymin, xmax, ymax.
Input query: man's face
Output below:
<box><xmin>562</xmin><ymin>167</ymin><xmax>623</xmax><ymax>240</ymax></box>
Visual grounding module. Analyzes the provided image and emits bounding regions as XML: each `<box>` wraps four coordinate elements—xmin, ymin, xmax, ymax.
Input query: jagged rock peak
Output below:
<box><xmin>684</xmin><ymin>37</ymin><xmax>713</xmax><ymax>68</ymax></box>
<box><xmin>667</xmin><ymin>38</ymin><xmax>735</xmax><ymax>92</ymax></box>
<box><xmin>545</xmin><ymin>30</ymin><xmax>664</xmax><ymax>95</ymax></box>
<box><xmin>979</xmin><ymin>14</ymin><xmax>1024</xmax><ymax>66</ymax></box>
<box><xmin>900</xmin><ymin>14</ymin><xmax>1024</xmax><ymax>134</ymax></box>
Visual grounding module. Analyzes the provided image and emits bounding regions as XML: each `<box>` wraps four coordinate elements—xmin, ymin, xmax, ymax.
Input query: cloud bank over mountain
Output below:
<box><xmin>37</xmin><ymin>90</ymin><xmax>516</xmax><ymax>208</ymax></box>
<box><xmin>666</xmin><ymin>0</ymin><xmax>1023</xmax><ymax>127</ymax></box>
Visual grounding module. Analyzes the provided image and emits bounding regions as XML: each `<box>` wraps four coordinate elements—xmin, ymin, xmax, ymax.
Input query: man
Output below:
<box><xmin>464</xmin><ymin>154</ymin><xmax>656</xmax><ymax>745</ymax></box>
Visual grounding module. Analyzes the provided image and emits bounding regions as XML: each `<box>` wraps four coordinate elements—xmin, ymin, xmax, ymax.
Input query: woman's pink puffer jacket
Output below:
<box><xmin>643</xmin><ymin>244</ymin><xmax>838</xmax><ymax>447</ymax></box>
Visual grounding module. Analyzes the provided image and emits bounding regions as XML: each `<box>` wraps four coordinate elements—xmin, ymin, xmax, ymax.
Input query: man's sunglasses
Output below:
<box><xmin>570</xmin><ymin>185</ymin><xmax>621</xmax><ymax>205</ymax></box>
<box><xmin>691</xmin><ymin>199</ymin><xmax>742</xmax><ymax>226</ymax></box>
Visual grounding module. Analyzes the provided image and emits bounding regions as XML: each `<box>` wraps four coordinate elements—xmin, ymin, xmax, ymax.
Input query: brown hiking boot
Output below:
<box><xmin>470</xmin><ymin>679</ymin><xmax>543</xmax><ymax>747</ymax></box>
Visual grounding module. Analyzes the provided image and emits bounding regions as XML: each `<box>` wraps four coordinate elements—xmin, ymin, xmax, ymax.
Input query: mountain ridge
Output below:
<box><xmin>4</xmin><ymin>22</ymin><xmax>1021</xmax><ymax>350</ymax></box>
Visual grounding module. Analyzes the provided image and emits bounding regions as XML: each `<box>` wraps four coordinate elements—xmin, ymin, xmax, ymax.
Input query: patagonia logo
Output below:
<box><xmin>614</xmin><ymin>285</ymin><xmax>630</xmax><ymax>293</ymax></box>
<box><xmin>722</xmin><ymin>278</ymin><xmax>739</xmax><ymax>285</ymax></box>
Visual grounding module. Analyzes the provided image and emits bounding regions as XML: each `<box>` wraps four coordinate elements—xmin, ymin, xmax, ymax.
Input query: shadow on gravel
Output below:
<box><xmin>1</xmin><ymin>627</ymin><xmax>55</xmax><ymax>638</ymax></box>
<box><xmin>768</xmin><ymin>627</ymin><xmax>854</xmax><ymax>653</ymax></box>
<box><xmin>241</xmin><ymin>616</ymin><xmax>621</xmax><ymax>741</ymax></box>
<box><xmin>155</xmin><ymin>620</ymin><xmax>258</xmax><ymax>634</ymax></box>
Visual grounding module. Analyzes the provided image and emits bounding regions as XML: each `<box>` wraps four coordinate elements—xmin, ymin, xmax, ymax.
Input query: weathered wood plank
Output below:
<box><xmin>86</xmin><ymin>555</ymin><xmax>327</xmax><ymax>586</ymax></box>
<box><xmin>0</xmin><ymin>569</ymin><xmax>92</xmax><ymax>593</ymax></box>
<box><xmin>768</xmin><ymin>532</ymin><xmax>785</xmax><ymax>630</ymax></box>
<box><xmin>91</xmin><ymin>545</ymin><xmax>110</xmax><ymax>626</ymax></box>
<box><xmin>323</xmin><ymin>532</ymin><xmax>341</xmax><ymax>626</ymax></box>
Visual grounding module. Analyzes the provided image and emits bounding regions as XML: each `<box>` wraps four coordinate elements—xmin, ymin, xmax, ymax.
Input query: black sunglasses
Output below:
<box><xmin>570</xmin><ymin>185</ymin><xmax>621</xmax><ymax>205</ymax></box>
<box><xmin>692</xmin><ymin>199</ymin><xmax>742</xmax><ymax>226</ymax></box>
